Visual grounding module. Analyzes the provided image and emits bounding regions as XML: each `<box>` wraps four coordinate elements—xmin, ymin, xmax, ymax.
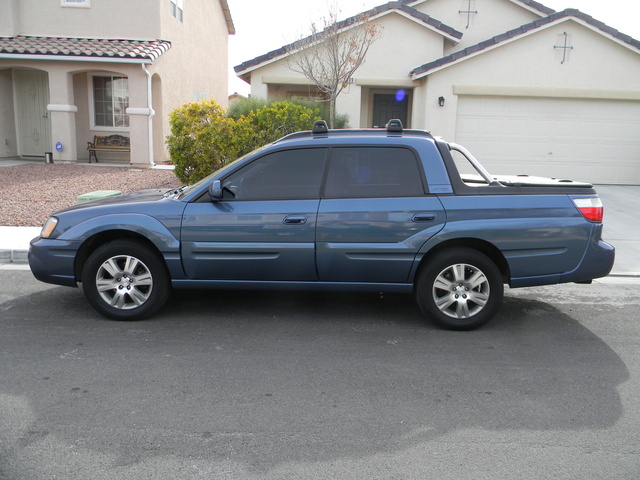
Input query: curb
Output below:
<box><xmin>0</xmin><ymin>248</ymin><xmax>29</xmax><ymax>265</ymax></box>
<box><xmin>0</xmin><ymin>250</ymin><xmax>28</xmax><ymax>265</ymax></box>
<box><xmin>0</xmin><ymin>226</ymin><xmax>40</xmax><ymax>265</ymax></box>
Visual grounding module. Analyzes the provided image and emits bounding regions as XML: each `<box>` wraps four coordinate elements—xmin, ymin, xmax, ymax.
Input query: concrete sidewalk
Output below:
<box><xmin>1</xmin><ymin>186</ymin><xmax>638</xmax><ymax>277</ymax></box>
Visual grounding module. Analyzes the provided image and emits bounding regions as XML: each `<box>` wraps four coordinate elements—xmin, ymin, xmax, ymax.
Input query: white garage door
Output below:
<box><xmin>454</xmin><ymin>96</ymin><xmax>640</xmax><ymax>185</ymax></box>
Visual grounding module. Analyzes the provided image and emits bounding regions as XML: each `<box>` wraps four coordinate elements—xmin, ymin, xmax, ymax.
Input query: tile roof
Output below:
<box><xmin>403</xmin><ymin>0</ymin><xmax>555</xmax><ymax>16</ymax></box>
<box><xmin>234</xmin><ymin>1</ymin><xmax>461</xmax><ymax>74</ymax></box>
<box><xmin>510</xmin><ymin>0</ymin><xmax>556</xmax><ymax>16</ymax></box>
<box><xmin>0</xmin><ymin>36</ymin><xmax>171</xmax><ymax>62</ymax></box>
<box><xmin>410</xmin><ymin>8</ymin><xmax>640</xmax><ymax>77</ymax></box>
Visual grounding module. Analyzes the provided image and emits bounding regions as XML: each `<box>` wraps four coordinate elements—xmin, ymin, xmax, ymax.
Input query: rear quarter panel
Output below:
<box><xmin>427</xmin><ymin>194</ymin><xmax>591</xmax><ymax>282</ymax></box>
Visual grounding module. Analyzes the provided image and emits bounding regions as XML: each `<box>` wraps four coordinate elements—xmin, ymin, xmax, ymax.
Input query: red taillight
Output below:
<box><xmin>572</xmin><ymin>197</ymin><xmax>604</xmax><ymax>222</ymax></box>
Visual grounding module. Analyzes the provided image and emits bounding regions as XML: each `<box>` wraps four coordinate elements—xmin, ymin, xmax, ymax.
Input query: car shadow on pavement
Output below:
<box><xmin>0</xmin><ymin>286</ymin><xmax>630</xmax><ymax>477</ymax></box>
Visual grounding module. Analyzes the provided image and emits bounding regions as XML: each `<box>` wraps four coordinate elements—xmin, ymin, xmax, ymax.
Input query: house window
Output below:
<box><xmin>170</xmin><ymin>0</ymin><xmax>184</xmax><ymax>22</ymax></box>
<box><xmin>193</xmin><ymin>90</ymin><xmax>207</xmax><ymax>102</ymax></box>
<box><xmin>61</xmin><ymin>0</ymin><xmax>91</xmax><ymax>7</ymax></box>
<box><xmin>92</xmin><ymin>76</ymin><xmax>129</xmax><ymax>128</ymax></box>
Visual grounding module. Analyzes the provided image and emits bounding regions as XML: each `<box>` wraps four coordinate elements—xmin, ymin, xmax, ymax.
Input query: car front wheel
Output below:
<box><xmin>82</xmin><ymin>240</ymin><xmax>170</xmax><ymax>320</ymax></box>
<box><xmin>416</xmin><ymin>247</ymin><xmax>503</xmax><ymax>330</ymax></box>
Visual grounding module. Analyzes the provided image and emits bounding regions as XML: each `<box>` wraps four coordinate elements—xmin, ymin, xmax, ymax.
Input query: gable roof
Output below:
<box><xmin>410</xmin><ymin>8</ymin><xmax>640</xmax><ymax>78</ymax></box>
<box><xmin>508</xmin><ymin>0</ymin><xmax>555</xmax><ymax>16</ymax></box>
<box><xmin>403</xmin><ymin>0</ymin><xmax>555</xmax><ymax>16</ymax></box>
<box><xmin>0</xmin><ymin>36</ymin><xmax>171</xmax><ymax>64</ymax></box>
<box><xmin>234</xmin><ymin>1</ymin><xmax>462</xmax><ymax>76</ymax></box>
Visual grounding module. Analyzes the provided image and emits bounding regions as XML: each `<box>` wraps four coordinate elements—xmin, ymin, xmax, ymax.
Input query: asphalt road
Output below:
<box><xmin>1</xmin><ymin>270</ymin><xmax>639</xmax><ymax>479</ymax></box>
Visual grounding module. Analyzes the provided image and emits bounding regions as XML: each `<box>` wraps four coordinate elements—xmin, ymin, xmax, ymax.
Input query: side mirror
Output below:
<box><xmin>209</xmin><ymin>180</ymin><xmax>222</xmax><ymax>202</ymax></box>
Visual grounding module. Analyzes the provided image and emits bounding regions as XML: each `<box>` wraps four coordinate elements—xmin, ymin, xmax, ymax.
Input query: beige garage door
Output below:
<box><xmin>454</xmin><ymin>96</ymin><xmax>640</xmax><ymax>185</ymax></box>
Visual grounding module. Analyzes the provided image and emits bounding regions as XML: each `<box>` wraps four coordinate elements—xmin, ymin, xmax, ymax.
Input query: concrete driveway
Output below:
<box><xmin>596</xmin><ymin>185</ymin><xmax>640</xmax><ymax>276</ymax></box>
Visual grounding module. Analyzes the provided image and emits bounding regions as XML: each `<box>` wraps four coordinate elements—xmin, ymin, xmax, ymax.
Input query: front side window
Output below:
<box><xmin>222</xmin><ymin>148</ymin><xmax>327</xmax><ymax>201</ymax></box>
<box><xmin>93</xmin><ymin>76</ymin><xmax>129</xmax><ymax>128</ymax></box>
<box><xmin>324</xmin><ymin>147</ymin><xmax>425</xmax><ymax>198</ymax></box>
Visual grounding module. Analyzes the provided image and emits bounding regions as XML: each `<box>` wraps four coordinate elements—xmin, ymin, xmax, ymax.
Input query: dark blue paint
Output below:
<box><xmin>28</xmin><ymin>128</ymin><xmax>615</xmax><ymax>301</ymax></box>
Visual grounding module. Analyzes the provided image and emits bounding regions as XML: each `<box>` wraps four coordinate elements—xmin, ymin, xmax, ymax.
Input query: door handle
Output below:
<box><xmin>412</xmin><ymin>213</ymin><xmax>436</xmax><ymax>222</ymax></box>
<box><xmin>283</xmin><ymin>214</ymin><xmax>307</xmax><ymax>225</ymax></box>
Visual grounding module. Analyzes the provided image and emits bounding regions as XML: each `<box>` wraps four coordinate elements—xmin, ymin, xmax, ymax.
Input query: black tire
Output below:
<box><xmin>81</xmin><ymin>239</ymin><xmax>171</xmax><ymax>320</ymax></box>
<box><xmin>416</xmin><ymin>247</ymin><xmax>503</xmax><ymax>330</ymax></box>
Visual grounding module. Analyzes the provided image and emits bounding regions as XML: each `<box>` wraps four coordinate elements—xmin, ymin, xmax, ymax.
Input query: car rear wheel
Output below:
<box><xmin>82</xmin><ymin>239</ymin><xmax>170</xmax><ymax>320</ymax></box>
<box><xmin>416</xmin><ymin>247</ymin><xmax>503</xmax><ymax>330</ymax></box>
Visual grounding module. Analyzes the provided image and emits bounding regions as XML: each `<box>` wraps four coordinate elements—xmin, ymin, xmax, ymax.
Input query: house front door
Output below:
<box><xmin>15</xmin><ymin>70</ymin><xmax>52</xmax><ymax>157</ymax></box>
<box><xmin>372</xmin><ymin>92</ymin><xmax>409</xmax><ymax>128</ymax></box>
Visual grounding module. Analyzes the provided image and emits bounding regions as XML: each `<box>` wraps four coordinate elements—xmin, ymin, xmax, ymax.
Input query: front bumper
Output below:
<box><xmin>28</xmin><ymin>237</ymin><xmax>79</xmax><ymax>287</ymax></box>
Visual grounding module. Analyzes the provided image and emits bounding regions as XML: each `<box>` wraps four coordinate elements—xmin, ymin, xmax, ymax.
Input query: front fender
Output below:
<box><xmin>58</xmin><ymin>213</ymin><xmax>181</xmax><ymax>252</ymax></box>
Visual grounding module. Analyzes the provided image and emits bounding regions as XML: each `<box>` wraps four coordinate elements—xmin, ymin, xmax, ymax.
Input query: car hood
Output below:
<box><xmin>53</xmin><ymin>189</ymin><xmax>172</xmax><ymax>215</ymax></box>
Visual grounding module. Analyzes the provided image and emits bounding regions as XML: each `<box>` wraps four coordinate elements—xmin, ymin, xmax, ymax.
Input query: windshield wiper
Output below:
<box><xmin>164</xmin><ymin>185</ymin><xmax>189</xmax><ymax>198</ymax></box>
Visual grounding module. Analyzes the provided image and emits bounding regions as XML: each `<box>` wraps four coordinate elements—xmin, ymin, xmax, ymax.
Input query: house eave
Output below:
<box><xmin>391</xmin><ymin>10</ymin><xmax>461</xmax><ymax>44</ymax></box>
<box><xmin>507</xmin><ymin>0</ymin><xmax>556</xmax><ymax>17</ymax></box>
<box><xmin>0</xmin><ymin>53</ymin><xmax>156</xmax><ymax>64</ymax></box>
<box><xmin>219</xmin><ymin>0</ymin><xmax>236</xmax><ymax>35</ymax></box>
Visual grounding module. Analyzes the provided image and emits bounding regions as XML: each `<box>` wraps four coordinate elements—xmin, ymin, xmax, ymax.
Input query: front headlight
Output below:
<box><xmin>40</xmin><ymin>217</ymin><xmax>59</xmax><ymax>238</ymax></box>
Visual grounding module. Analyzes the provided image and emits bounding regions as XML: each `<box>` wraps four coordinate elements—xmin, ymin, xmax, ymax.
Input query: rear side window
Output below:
<box><xmin>221</xmin><ymin>148</ymin><xmax>327</xmax><ymax>200</ymax></box>
<box><xmin>324</xmin><ymin>147</ymin><xmax>425</xmax><ymax>198</ymax></box>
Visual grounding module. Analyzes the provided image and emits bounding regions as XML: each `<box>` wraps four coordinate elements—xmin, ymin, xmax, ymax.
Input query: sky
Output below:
<box><xmin>226</xmin><ymin>0</ymin><xmax>640</xmax><ymax>96</ymax></box>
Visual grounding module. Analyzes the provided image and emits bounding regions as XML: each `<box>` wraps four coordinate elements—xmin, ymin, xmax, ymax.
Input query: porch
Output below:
<box><xmin>0</xmin><ymin>36</ymin><xmax>170</xmax><ymax>166</ymax></box>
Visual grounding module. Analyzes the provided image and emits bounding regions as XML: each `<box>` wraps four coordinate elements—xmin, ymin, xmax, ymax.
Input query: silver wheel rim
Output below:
<box><xmin>432</xmin><ymin>263</ymin><xmax>490</xmax><ymax>319</ymax></box>
<box><xmin>95</xmin><ymin>255</ymin><xmax>153</xmax><ymax>310</ymax></box>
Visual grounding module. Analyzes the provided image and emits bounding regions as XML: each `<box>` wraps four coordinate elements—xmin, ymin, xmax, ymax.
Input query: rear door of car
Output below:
<box><xmin>316</xmin><ymin>146</ymin><xmax>446</xmax><ymax>283</ymax></box>
<box><xmin>181</xmin><ymin>147</ymin><xmax>327</xmax><ymax>281</ymax></box>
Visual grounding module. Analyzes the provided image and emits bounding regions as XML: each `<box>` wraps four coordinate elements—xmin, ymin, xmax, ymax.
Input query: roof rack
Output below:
<box><xmin>276</xmin><ymin>119</ymin><xmax>433</xmax><ymax>143</ymax></box>
<box><xmin>312</xmin><ymin>120</ymin><xmax>329</xmax><ymax>134</ymax></box>
<box><xmin>386</xmin><ymin>119</ymin><xmax>403</xmax><ymax>133</ymax></box>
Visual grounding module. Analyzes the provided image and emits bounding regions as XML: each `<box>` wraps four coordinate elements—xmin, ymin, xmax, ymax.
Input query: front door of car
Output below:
<box><xmin>181</xmin><ymin>148</ymin><xmax>327</xmax><ymax>281</ymax></box>
<box><xmin>316</xmin><ymin>146</ymin><xmax>446</xmax><ymax>283</ymax></box>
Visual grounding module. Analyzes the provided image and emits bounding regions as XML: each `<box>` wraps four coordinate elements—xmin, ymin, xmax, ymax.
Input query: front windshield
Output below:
<box><xmin>176</xmin><ymin>145</ymin><xmax>269</xmax><ymax>199</ymax></box>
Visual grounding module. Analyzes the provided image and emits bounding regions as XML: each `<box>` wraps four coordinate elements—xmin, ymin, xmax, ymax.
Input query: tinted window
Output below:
<box><xmin>324</xmin><ymin>147</ymin><xmax>425</xmax><ymax>198</ymax></box>
<box><xmin>222</xmin><ymin>148</ymin><xmax>327</xmax><ymax>200</ymax></box>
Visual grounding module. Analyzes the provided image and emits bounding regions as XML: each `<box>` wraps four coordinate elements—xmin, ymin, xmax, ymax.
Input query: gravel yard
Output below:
<box><xmin>1</xmin><ymin>163</ymin><xmax>181</xmax><ymax>227</ymax></box>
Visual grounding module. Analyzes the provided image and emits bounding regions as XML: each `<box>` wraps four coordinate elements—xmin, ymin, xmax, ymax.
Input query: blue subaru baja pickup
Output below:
<box><xmin>29</xmin><ymin>120</ymin><xmax>614</xmax><ymax>330</ymax></box>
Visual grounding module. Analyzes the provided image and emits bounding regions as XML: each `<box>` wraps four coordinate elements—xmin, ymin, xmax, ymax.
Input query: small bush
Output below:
<box><xmin>166</xmin><ymin>100</ymin><xmax>254</xmax><ymax>184</ymax></box>
<box><xmin>228</xmin><ymin>96</ymin><xmax>349</xmax><ymax>128</ymax></box>
<box><xmin>287</xmin><ymin>97</ymin><xmax>349</xmax><ymax>128</ymax></box>
<box><xmin>226</xmin><ymin>96</ymin><xmax>267</xmax><ymax>120</ymax></box>
<box><xmin>166</xmin><ymin>98</ymin><xmax>325</xmax><ymax>184</ymax></box>
<box><xmin>248</xmin><ymin>101</ymin><xmax>322</xmax><ymax>146</ymax></box>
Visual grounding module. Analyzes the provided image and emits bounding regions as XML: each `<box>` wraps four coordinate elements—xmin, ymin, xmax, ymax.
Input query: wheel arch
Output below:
<box><xmin>74</xmin><ymin>230</ymin><xmax>167</xmax><ymax>283</ymax></box>
<box><xmin>414</xmin><ymin>238</ymin><xmax>510</xmax><ymax>286</ymax></box>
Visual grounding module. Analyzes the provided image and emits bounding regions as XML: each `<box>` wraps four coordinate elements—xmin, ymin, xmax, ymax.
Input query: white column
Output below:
<box><xmin>46</xmin><ymin>69</ymin><xmax>77</xmax><ymax>162</ymax></box>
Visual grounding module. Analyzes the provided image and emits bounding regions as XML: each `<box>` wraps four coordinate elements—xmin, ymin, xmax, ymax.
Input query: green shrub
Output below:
<box><xmin>226</xmin><ymin>96</ymin><xmax>267</xmax><ymax>120</ymax></box>
<box><xmin>287</xmin><ymin>97</ymin><xmax>349</xmax><ymax>128</ymax></box>
<box><xmin>228</xmin><ymin>96</ymin><xmax>349</xmax><ymax>128</ymax></box>
<box><xmin>166</xmin><ymin>100</ymin><xmax>254</xmax><ymax>184</ymax></box>
<box><xmin>248</xmin><ymin>101</ymin><xmax>322</xmax><ymax>145</ymax></box>
<box><xmin>167</xmin><ymin>99</ymin><xmax>327</xmax><ymax>184</ymax></box>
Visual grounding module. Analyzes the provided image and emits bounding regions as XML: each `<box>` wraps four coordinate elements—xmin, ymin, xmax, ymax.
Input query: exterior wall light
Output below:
<box><xmin>438</xmin><ymin>96</ymin><xmax>445</xmax><ymax>107</ymax></box>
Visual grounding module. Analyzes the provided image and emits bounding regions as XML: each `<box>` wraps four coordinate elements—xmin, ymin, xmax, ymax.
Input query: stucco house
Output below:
<box><xmin>0</xmin><ymin>0</ymin><xmax>234</xmax><ymax>166</ymax></box>
<box><xmin>235</xmin><ymin>0</ymin><xmax>640</xmax><ymax>185</ymax></box>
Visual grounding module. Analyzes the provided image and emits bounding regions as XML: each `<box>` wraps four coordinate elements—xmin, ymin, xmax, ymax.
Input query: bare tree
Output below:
<box><xmin>285</xmin><ymin>6</ymin><xmax>383</xmax><ymax>128</ymax></box>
